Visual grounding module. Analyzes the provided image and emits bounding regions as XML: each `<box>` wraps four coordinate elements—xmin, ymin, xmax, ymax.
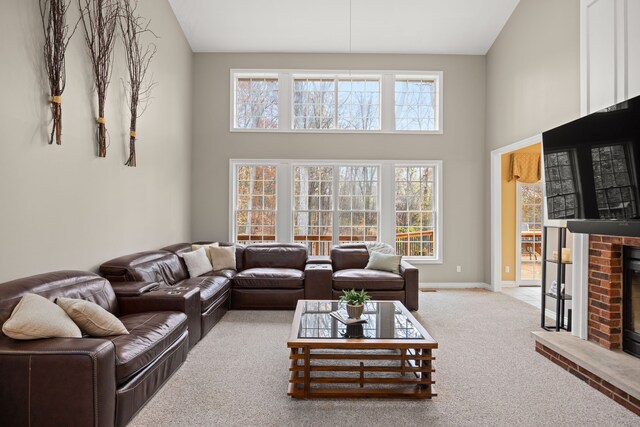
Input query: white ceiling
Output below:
<box><xmin>168</xmin><ymin>0</ymin><xmax>520</xmax><ymax>55</ymax></box>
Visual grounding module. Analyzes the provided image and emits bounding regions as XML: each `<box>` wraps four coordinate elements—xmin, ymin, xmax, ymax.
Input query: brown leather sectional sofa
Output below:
<box><xmin>0</xmin><ymin>271</ymin><xmax>189</xmax><ymax>427</ymax></box>
<box><xmin>0</xmin><ymin>242</ymin><xmax>419</xmax><ymax>426</ymax></box>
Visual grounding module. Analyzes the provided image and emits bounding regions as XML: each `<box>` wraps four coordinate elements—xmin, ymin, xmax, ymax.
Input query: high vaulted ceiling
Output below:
<box><xmin>168</xmin><ymin>0</ymin><xmax>520</xmax><ymax>55</ymax></box>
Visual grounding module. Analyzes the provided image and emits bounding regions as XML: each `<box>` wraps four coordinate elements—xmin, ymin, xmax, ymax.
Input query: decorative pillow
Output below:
<box><xmin>2</xmin><ymin>293</ymin><xmax>81</xmax><ymax>340</ymax></box>
<box><xmin>183</xmin><ymin>247</ymin><xmax>213</xmax><ymax>277</ymax></box>
<box><xmin>56</xmin><ymin>297</ymin><xmax>128</xmax><ymax>337</ymax></box>
<box><xmin>191</xmin><ymin>242</ymin><xmax>219</xmax><ymax>263</ymax></box>
<box><xmin>209</xmin><ymin>246</ymin><xmax>236</xmax><ymax>271</ymax></box>
<box><xmin>365</xmin><ymin>251</ymin><xmax>402</xmax><ymax>274</ymax></box>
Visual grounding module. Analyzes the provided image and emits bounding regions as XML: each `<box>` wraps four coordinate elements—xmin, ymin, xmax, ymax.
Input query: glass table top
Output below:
<box><xmin>297</xmin><ymin>301</ymin><xmax>424</xmax><ymax>340</ymax></box>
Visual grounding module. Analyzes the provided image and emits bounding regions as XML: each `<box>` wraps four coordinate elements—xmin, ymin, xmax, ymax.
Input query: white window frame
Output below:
<box><xmin>230</xmin><ymin>69</ymin><xmax>444</xmax><ymax>135</ymax></box>
<box><xmin>229</xmin><ymin>159</ymin><xmax>443</xmax><ymax>264</ymax></box>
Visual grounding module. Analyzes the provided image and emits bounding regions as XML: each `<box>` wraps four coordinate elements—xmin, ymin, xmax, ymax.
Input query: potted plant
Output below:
<box><xmin>339</xmin><ymin>289</ymin><xmax>371</xmax><ymax>319</ymax></box>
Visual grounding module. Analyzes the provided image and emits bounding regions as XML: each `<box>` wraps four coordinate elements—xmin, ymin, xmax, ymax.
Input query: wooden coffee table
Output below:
<box><xmin>287</xmin><ymin>300</ymin><xmax>437</xmax><ymax>399</ymax></box>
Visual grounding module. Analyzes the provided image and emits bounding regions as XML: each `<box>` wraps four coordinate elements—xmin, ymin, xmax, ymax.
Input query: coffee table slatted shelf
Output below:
<box><xmin>287</xmin><ymin>300</ymin><xmax>438</xmax><ymax>399</ymax></box>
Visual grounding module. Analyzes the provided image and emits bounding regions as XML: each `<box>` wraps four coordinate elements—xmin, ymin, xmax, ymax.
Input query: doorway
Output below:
<box><xmin>516</xmin><ymin>181</ymin><xmax>542</xmax><ymax>286</ymax></box>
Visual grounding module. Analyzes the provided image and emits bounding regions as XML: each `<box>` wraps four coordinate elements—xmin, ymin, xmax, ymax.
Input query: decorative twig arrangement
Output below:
<box><xmin>40</xmin><ymin>0</ymin><xmax>78</xmax><ymax>145</ymax></box>
<box><xmin>119</xmin><ymin>0</ymin><xmax>157</xmax><ymax>167</ymax></box>
<box><xmin>78</xmin><ymin>0</ymin><xmax>119</xmax><ymax>158</ymax></box>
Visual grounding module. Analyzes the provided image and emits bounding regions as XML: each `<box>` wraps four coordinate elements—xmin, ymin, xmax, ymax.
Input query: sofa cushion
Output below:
<box><xmin>233</xmin><ymin>268</ymin><xmax>304</xmax><ymax>289</ymax></box>
<box><xmin>202</xmin><ymin>269</ymin><xmax>237</xmax><ymax>280</ymax></box>
<box><xmin>182</xmin><ymin>248</ymin><xmax>213</xmax><ymax>278</ymax></box>
<box><xmin>242</xmin><ymin>244</ymin><xmax>308</xmax><ymax>270</ymax></box>
<box><xmin>178</xmin><ymin>276</ymin><xmax>231</xmax><ymax>312</ymax></box>
<box><xmin>209</xmin><ymin>246</ymin><xmax>236</xmax><ymax>271</ymax></box>
<box><xmin>108</xmin><ymin>311</ymin><xmax>187</xmax><ymax>385</ymax></box>
<box><xmin>365</xmin><ymin>252</ymin><xmax>402</xmax><ymax>274</ymax></box>
<box><xmin>100</xmin><ymin>251</ymin><xmax>188</xmax><ymax>286</ymax></box>
<box><xmin>332</xmin><ymin>269</ymin><xmax>405</xmax><ymax>291</ymax></box>
<box><xmin>56</xmin><ymin>297</ymin><xmax>128</xmax><ymax>337</ymax></box>
<box><xmin>331</xmin><ymin>245</ymin><xmax>370</xmax><ymax>271</ymax></box>
<box><xmin>2</xmin><ymin>293</ymin><xmax>82</xmax><ymax>340</ymax></box>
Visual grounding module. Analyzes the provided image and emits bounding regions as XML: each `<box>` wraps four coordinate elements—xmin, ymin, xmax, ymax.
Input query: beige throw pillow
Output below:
<box><xmin>57</xmin><ymin>297</ymin><xmax>128</xmax><ymax>337</ymax></box>
<box><xmin>191</xmin><ymin>242</ymin><xmax>219</xmax><ymax>262</ymax></box>
<box><xmin>2</xmin><ymin>293</ymin><xmax>81</xmax><ymax>340</ymax></box>
<box><xmin>365</xmin><ymin>251</ymin><xmax>402</xmax><ymax>274</ymax></box>
<box><xmin>183</xmin><ymin>247</ymin><xmax>213</xmax><ymax>277</ymax></box>
<box><xmin>209</xmin><ymin>246</ymin><xmax>236</xmax><ymax>271</ymax></box>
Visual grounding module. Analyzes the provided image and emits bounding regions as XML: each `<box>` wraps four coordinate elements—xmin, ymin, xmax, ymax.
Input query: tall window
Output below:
<box><xmin>234</xmin><ymin>76</ymin><xmax>279</xmax><ymax>129</ymax></box>
<box><xmin>230</xmin><ymin>160</ymin><xmax>442</xmax><ymax>262</ymax></box>
<box><xmin>293</xmin><ymin>77</ymin><xmax>380</xmax><ymax>130</ymax></box>
<box><xmin>338</xmin><ymin>166</ymin><xmax>379</xmax><ymax>242</ymax></box>
<box><xmin>394</xmin><ymin>166</ymin><xmax>436</xmax><ymax>257</ymax></box>
<box><xmin>234</xmin><ymin>164</ymin><xmax>277</xmax><ymax>244</ymax></box>
<box><xmin>231</xmin><ymin>70</ymin><xmax>442</xmax><ymax>133</ymax></box>
<box><xmin>293</xmin><ymin>166</ymin><xmax>334</xmax><ymax>255</ymax></box>
<box><xmin>395</xmin><ymin>77</ymin><xmax>439</xmax><ymax>131</ymax></box>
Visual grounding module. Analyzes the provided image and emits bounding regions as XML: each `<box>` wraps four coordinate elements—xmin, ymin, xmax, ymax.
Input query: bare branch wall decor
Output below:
<box><xmin>40</xmin><ymin>0</ymin><xmax>78</xmax><ymax>145</ymax></box>
<box><xmin>119</xmin><ymin>0</ymin><xmax>157</xmax><ymax>167</ymax></box>
<box><xmin>78</xmin><ymin>0</ymin><xmax>119</xmax><ymax>157</ymax></box>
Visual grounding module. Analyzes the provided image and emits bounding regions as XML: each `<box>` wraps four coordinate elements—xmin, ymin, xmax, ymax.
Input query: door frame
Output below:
<box><xmin>490</xmin><ymin>134</ymin><xmax>542</xmax><ymax>292</ymax></box>
<box><xmin>515</xmin><ymin>181</ymin><xmax>542</xmax><ymax>286</ymax></box>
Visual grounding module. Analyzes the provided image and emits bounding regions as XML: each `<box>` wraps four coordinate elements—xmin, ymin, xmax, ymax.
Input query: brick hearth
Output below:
<box><xmin>587</xmin><ymin>235</ymin><xmax>640</xmax><ymax>349</ymax></box>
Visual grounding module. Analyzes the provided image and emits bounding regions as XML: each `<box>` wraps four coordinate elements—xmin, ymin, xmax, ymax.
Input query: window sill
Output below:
<box><xmin>402</xmin><ymin>257</ymin><xmax>443</xmax><ymax>265</ymax></box>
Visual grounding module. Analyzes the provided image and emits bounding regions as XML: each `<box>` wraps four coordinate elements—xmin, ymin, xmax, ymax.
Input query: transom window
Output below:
<box><xmin>234</xmin><ymin>75</ymin><xmax>279</xmax><ymax>129</ymax></box>
<box><xmin>231</xmin><ymin>160</ymin><xmax>443</xmax><ymax>263</ymax></box>
<box><xmin>231</xmin><ymin>70</ymin><xmax>443</xmax><ymax>134</ymax></box>
<box><xmin>395</xmin><ymin>78</ymin><xmax>438</xmax><ymax>131</ymax></box>
<box><xmin>293</xmin><ymin>77</ymin><xmax>380</xmax><ymax>130</ymax></box>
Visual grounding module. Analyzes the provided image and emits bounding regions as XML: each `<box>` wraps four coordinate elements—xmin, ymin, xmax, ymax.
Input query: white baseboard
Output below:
<box><xmin>420</xmin><ymin>282</ymin><xmax>491</xmax><ymax>290</ymax></box>
<box><xmin>501</xmin><ymin>281</ymin><xmax>517</xmax><ymax>288</ymax></box>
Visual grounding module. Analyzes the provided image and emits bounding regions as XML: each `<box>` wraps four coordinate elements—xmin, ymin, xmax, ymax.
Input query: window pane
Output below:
<box><xmin>293</xmin><ymin>79</ymin><xmax>335</xmax><ymax>129</ymax></box>
<box><xmin>395</xmin><ymin>79</ymin><xmax>437</xmax><ymax>131</ymax></box>
<box><xmin>395</xmin><ymin>166</ymin><xmax>436</xmax><ymax>256</ymax></box>
<box><xmin>293</xmin><ymin>166</ymin><xmax>334</xmax><ymax>255</ymax></box>
<box><xmin>235</xmin><ymin>77</ymin><xmax>279</xmax><ymax>129</ymax></box>
<box><xmin>337</xmin><ymin>79</ymin><xmax>380</xmax><ymax>130</ymax></box>
<box><xmin>338</xmin><ymin>166</ymin><xmax>379</xmax><ymax>243</ymax></box>
<box><xmin>234</xmin><ymin>165</ymin><xmax>277</xmax><ymax>244</ymax></box>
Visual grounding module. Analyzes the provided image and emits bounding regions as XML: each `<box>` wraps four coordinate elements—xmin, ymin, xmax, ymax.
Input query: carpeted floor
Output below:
<box><xmin>129</xmin><ymin>290</ymin><xmax>638</xmax><ymax>426</ymax></box>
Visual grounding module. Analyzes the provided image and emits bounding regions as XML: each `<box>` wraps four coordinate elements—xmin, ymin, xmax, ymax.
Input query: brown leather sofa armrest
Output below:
<box><xmin>304</xmin><ymin>263</ymin><xmax>333</xmax><ymax>300</ymax></box>
<box><xmin>110</xmin><ymin>280</ymin><xmax>160</xmax><ymax>297</ymax></box>
<box><xmin>400</xmin><ymin>260</ymin><xmax>419</xmax><ymax>311</ymax></box>
<box><xmin>306</xmin><ymin>255</ymin><xmax>332</xmax><ymax>265</ymax></box>
<box><xmin>0</xmin><ymin>337</ymin><xmax>116</xmax><ymax>426</ymax></box>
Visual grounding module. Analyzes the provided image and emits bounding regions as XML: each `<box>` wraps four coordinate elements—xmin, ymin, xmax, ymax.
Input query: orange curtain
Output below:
<box><xmin>508</xmin><ymin>153</ymin><xmax>540</xmax><ymax>183</ymax></box>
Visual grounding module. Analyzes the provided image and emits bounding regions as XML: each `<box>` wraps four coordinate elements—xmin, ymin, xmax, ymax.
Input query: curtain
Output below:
<box><xmin>509</xmin><ymin>153</ymin><xmax>540</xmax><ymax>183</ymax></box>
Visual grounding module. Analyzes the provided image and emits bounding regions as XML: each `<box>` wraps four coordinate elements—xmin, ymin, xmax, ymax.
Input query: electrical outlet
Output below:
<box><xmin>456</xmin><ymin>265</ymin><xmax>462</xmax><ymax>273</ymax></box>
<box><xmin>505</xmin><ymin>266</ymin><xmax>510</xmax><ymax>273</ymax></box>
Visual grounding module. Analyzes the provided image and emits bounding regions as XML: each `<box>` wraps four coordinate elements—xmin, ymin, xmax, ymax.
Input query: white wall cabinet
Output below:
<box><xmin>581</xmin><ymin>0</ymin><xmax>640</xmax><ymax>115</ymax></box>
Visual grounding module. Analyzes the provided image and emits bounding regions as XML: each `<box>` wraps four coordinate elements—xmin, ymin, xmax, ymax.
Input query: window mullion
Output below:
<box><xmin>382</xmin><ymin>74</ymin><xmax>394</xmax><ymax>132</ymax></box>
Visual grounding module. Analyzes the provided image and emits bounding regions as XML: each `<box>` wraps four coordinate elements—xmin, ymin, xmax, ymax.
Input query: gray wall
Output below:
<box><xmin>192</xmin><ymin>53</ymin><xmax>487</xmax><ymax>283</ymax></box>
<box><xmin>0</xmin><ymin>0</ymin><xmax>193</xmax><ymax>282</ymax></box>
<box><xmin>484</xmin><ymin>0</ymin><xmax>581</xmax><ymax>283</ymax></box>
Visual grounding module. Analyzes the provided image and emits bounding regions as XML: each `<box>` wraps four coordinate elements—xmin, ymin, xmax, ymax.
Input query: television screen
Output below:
<box><xmin>542</xmin><ymin>94</ymin><xmax>640</xmax><ymax>221</ymax></box>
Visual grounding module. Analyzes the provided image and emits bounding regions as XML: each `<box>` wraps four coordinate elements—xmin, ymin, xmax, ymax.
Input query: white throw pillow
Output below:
<box><xmin>183</xmin><ymin>247</ymin><xmax>213</xmax><ymax>277</ymax></box>
<box><xmin>2</xmin><ymin>293</ymin><xmax>82</xmax><ymax>340</ymax></box>
<box><xmin>191</xmin><ymin>242</ymin><xmax>219</xmax><ymax>263</ymax></box>
<box><xmin>365</xmin><ymin>251</ymin><xmax>402</xmax><ymax>274</ymax></box>
<box><xmin>57</xmin><ymin>297</ymin><xmax>128</xmax><ymax>337</ymax></box>
<box><xmin>209</xmin><ymin>246</ymin><xmax>236</xmax><ymax>271</ymax></box>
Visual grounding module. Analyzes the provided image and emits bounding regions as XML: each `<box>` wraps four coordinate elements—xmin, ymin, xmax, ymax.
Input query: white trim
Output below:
<box><xmin>572</xmin><ymin>233</ymin><xmax>590</xmax><ymax>339</ymax></box>
<box><xmin>419</xmin><ymin>282</ymin><xmax>491</xmax><ymax>290</ymax></box>
<box><xmin>490</xmin><ymin>134</ymin><xmax>542</xmax><ymax>293</ymax></box>
<box><xmin>229</xmin><ymin>69</ymin><xmax>444</xmax><ymax>134</ymax></box>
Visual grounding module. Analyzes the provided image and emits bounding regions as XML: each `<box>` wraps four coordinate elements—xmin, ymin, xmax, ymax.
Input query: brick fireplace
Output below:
<box><xmin>533</xmin><ymin>233</ymin><xmax>640</xmax><ymax>417</ymax></box>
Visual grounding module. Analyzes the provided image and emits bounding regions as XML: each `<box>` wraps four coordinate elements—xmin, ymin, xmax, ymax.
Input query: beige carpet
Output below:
<box><xmin>129</xmin><ymin>290</ymin><xmax>639</xmax><ymax>426</ymax></box>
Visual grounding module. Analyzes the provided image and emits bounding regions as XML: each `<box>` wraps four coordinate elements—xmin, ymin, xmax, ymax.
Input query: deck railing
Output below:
<box><xmin>238</xmin><ymin>231</ymin><xmax>434</xmax><ymax>257</ymax></box>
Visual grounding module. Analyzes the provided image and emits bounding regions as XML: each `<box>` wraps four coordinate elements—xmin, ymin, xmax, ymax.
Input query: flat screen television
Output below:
<box><xmin>542</xmin><ymin>94</ymin><xmax>640</xmax><ymax>236</ymax></box>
